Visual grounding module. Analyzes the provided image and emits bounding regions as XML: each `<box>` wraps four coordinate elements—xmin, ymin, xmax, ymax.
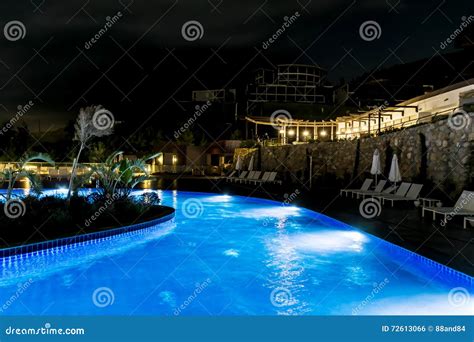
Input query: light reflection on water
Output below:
<box><xmin>0</xmin><ymin>189</ymin><xmax>472</xmax><ymax>315</ymax></box>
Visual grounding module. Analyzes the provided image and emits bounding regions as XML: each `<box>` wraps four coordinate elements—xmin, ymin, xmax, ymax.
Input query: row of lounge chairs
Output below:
<box><xmin>341</xmin><ymin>178</ymin><xmax>474</xmax><ymax>228</ymax></box>
<box><xmin>341</xmin><ymin>180</ymin><xmax>424</xmax><ymax>207</ymax></box>
<box><xmin>225</xmin><ymin>171</ymin><xmax>282</xmax><ymax>185</ymax></box>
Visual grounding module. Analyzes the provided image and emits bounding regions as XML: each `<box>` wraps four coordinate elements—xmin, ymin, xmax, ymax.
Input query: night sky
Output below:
<box><xmin>0</xmin><ymin>0</ymin><xmax>471</xmax><ymax>134</ymax></box>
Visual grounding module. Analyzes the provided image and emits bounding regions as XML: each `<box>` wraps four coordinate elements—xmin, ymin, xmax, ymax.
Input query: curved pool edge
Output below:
<box><xmin>0</xmin><ymin>208</ymin><xmax>175</xmax><ymax>258</ymax></box>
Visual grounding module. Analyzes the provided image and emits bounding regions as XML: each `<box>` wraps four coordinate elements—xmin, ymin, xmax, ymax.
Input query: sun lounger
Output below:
<box><xmin>381</xmin><ymin>183</ymin><xmax>423</xmax><ymax>207</ymax></box>
<box><xmin>340</xmin><ymin>179</ymin><xmax>373</xmax><ymax>197</ymax></box>
<box><xmin>352</xmin><ymin>180</ymin><xmax>387</xmax><ymax>199</ymax></box>
<box><xmin>239</xmin><ymin>171</ymin><xmax>255</xmax><ymax>184</ymax></box>
<box><xmin>464</xmin><ymin>217</ymin><xmax>474</xmax><ymax>229</ymax></box>
<box><xmin>229</xmin><ymin>171</ymin><xmax>247</xmax><ymax>183</ymax></box>
<box><xmin>225</xmin><ymin>171</ymin><xmax>236</xmax><ymax>182</ymax></box>
<box><xmin>251</xmin><ymin>171</ymin><xmax>271</xmax><ymax>185</ymax></box>
<box><xmin>422</xmin><ymin>191</ymin><xmax>474</xmax><ymax>223</ymax></box>
<box><xmin>372</xmin><ymin>182</ymin><xmax>411</xmax><ymax>200</ymax></box>
<box><xmin>244</xmin><ymin>171</ymin><xmax>261</xmax><ymax>184</ymax></box>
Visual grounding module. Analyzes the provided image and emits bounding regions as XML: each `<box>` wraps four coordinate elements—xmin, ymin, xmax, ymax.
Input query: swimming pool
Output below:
<box><xmin>0</xmin><ymin>189</ymin><xmax>472</xmax><ymax>315</ymax></box>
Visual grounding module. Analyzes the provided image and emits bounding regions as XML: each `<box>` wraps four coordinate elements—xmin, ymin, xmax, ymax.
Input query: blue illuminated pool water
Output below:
<box><xmin>0</xmin><ymin>189</ymin><xmax>472</xmax><ymax>315</ymax></box>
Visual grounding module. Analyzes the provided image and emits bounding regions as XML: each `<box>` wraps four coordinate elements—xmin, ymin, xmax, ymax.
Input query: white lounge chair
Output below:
<box><xmin>464</xmin><ymin>217</ymin><xmax>474</xmax><ymax>229</ymax></box>
<box><xmin>251</xmin><ymin>171</ymin><xmax>271</xmax><ymax>185</ymax></box>
<box><xmin>422</xmin><ymin>191</ymin><xmax>474</xmax><ymax>222</ymax></box>
<box><xmin>239</xmin><ymin>171</ymin><xmax>255</xmax><ymax>184</ymax></box>
<box><xmin>352</xmin><ymin>180</ymin><xmax>387</xmax><ymax>199</ymax></box>
<box><xmin>225</xmin><ymin>171</ymin><xmax>236</xmax><ymax>182</ymax></box>
<box><xmin>230</xmin><ymin>171</ymin><xmax>247</xmax><ymax>183</ymax></box>
<box><xmin>340</xmin><ymin>179</ymin><xmax>373</xmax><ymax>197</ymax></box>
<box><xmin>244</xmin><ymin>171</ymin><xmax>261</xmax><ymax>184</ymax></box>
<box><xmin>372</xmin><ymin>182</ymin><xmax>411</xmax><ymax>200</ymax></box>
<box><xmin>381</xmin><ymin>183</ymin><xmax>423</xmax><ymax>207</ymax></box>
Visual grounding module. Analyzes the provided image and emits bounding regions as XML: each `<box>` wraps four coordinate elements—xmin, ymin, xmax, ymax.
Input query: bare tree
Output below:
<box><xmin>67</xmin><ymin>105</ymin><xmax>114</xmax><ymax>199</ymax></box>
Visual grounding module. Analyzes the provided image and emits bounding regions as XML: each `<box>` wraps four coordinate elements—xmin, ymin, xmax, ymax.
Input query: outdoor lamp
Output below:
<box><xmin>288</xmin><ymin>129</ymin><xmax>295</xmax><ymax>136</ymax></box>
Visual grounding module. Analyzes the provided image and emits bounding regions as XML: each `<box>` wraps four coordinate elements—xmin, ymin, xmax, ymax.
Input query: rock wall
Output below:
<box><xmin>236</xmin><ymin>116</ymin><xmax>474</xmax><ymax>196</ymax></box>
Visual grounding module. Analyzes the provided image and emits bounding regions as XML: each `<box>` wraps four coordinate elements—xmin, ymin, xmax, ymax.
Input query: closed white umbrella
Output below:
<box><xmin>248</xmin><ymin>155</ymin><xmax>254</xmax><ymax>171</ymax></box>
<box><xmin>235</xmin><ymin>155</ymin><xmax>242</xmax><ymax>171</ymax></box>
<box><xmin>370</xmin><ymin>149</ymin><xmax>382</xmax><ymax>185</ymax></box>
<box><xmin>388</xmin><ymin>154</ymin><xmax>401</xmax><ymax>184</ymax></box>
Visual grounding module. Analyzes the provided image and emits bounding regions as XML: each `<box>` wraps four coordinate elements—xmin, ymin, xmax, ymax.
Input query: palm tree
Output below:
<box><xmin>86</xmin><ymin>151</ymin><xmax>161</xmax><ymax>200</ymax></box>
<box><xmin>0</xmin><ymin>153</ymin><xmax>54</xmax><ymax>201</ymax></box>
<box><xmin>67</xmin><ymin>105</ymin><xmax>114</xmax><ymax>199</ymax></box>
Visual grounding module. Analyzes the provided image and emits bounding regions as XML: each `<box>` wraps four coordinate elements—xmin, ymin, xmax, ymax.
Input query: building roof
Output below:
<box><xmin>397</xmin><ymin>78</ymin><xmax>474</xmax><ymax>106</ymax></box>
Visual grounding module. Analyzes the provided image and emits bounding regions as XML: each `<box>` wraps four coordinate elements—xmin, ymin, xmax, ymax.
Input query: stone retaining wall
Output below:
<box><xmin>236</xmin><ymin>116</ymin><xmax>474</xmax><ymax>196</ymax></box>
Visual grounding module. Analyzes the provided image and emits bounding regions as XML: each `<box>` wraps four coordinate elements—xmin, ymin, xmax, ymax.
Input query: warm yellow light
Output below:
<box><xmin>320</xmin><ymin>130</ymin><xmax>327</xmax><ymax>137</ymax></box>
<box><xmin>303</xmin><ymin>130</ymin><xmax>309</xmax><ymax>136</ymax></box>
<box><xmin>279</xmin><ymin>129</ymin><xmax>285</xmax><ymax>134</ymax></box>
<box><xmin>288</xmin><ymin>129</ymin><xmax>295</xmax><ymax>136</ymax></box>
<box><xmin>172</xmin><ymin>155</ymin><xmax>178</xmax><ymax>165</ymax></box>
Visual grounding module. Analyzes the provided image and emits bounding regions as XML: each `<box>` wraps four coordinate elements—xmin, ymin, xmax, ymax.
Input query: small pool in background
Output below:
<box><xmin>0</xmin><ymin>189</ymin><xmax>472</xmax><ymax>315</ymax></box>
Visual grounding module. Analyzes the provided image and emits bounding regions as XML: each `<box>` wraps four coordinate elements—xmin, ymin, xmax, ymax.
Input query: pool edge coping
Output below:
<box><xmin>0</xmin><ymin>209</ymin><xmax>175</xmax><ymax>258</ymax></box>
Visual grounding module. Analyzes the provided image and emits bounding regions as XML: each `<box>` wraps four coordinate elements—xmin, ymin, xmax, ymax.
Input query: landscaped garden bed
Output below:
<box><xmin>0</xmin><ymin>193</ymin><xmax>174</xmax><ymax>249</ymax></box>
